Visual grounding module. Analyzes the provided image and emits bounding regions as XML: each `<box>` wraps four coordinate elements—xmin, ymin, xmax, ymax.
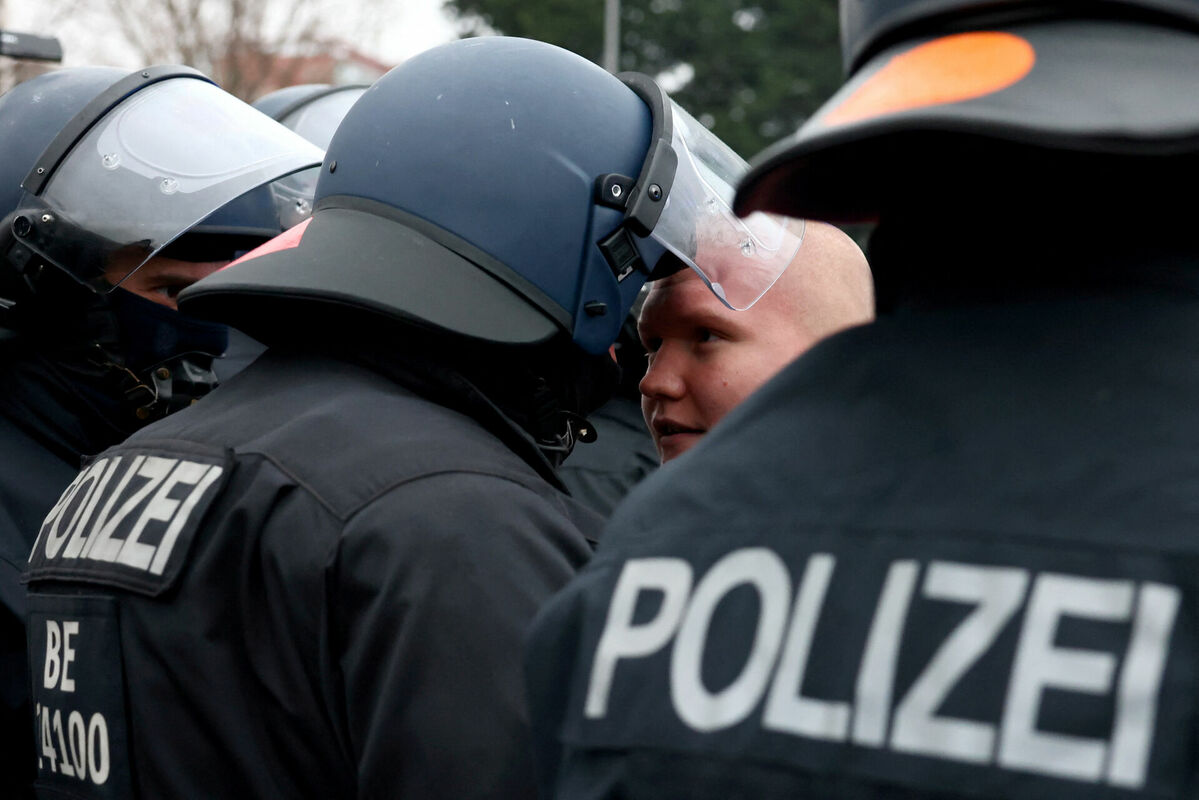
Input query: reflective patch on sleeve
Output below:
<box><xmin>28</xmin><ymin>594</ymin><xmax>133</xmax><ymax>799</ymax></box>
<box><xmin>24</xmin><ymin>445</ymin><xmax>231</xmax><ymax>596</ymax></box>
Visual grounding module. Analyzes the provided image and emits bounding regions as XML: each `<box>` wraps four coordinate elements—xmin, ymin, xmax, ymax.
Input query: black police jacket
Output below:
<box><xmin>0</xmin><ymin>350</ymin><xmax>131</xmax><ymax>800</ymax></box>
<box><xmin>559</xmin><ymin>396</ymin><xmax>658</xmax><ymax>518</ymax></box>
<box><xmin>23</xmin><ymin>349</ymin><xmax>599</xmax><ymax>799</ymax></box>
<box><xmin>527</xmin><ymin>273</ymin><xmax>1199</xmax><ymax>799</ymax></box>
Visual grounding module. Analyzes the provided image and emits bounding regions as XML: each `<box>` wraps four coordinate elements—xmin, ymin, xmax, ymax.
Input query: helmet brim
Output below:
<box><xmin>178</xmin><ymin>201</ymin><xmax>564</xmax><ymax>347</ymax></box>
<box><xmin>735</xmin><ymin>17</ymin><xmax>1199</xmax><ymax>221</ymax></box>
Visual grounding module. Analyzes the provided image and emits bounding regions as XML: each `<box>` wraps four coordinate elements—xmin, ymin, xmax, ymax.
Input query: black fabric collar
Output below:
<box><xmin>344</xmin><ymin>347</ymin><xmax>569</xmax><ymax>492</ymax></box>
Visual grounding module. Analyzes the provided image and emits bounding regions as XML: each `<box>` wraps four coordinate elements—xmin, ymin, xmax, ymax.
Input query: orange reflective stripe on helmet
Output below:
<box><xmin>824</xmin><ymin>32</ymin><xmax>1036</xmax><ymax>127</ymax></box>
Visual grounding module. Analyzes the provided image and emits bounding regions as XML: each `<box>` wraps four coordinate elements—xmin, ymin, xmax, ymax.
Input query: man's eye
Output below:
<box><xmin>697</xmin><ymin>328</ymin><xmax>717</xmax><ymax>343</ymax></box>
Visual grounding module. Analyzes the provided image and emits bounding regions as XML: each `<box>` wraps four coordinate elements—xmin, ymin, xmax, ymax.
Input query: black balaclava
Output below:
<box><xmin>1</xmin><ymin>251</ymin><xmax>230</xmax><ymax>430</ymax></box>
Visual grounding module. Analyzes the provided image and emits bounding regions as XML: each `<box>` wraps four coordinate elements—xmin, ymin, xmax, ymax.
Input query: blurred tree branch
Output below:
<box><xmin>0</xmin><ymin>0</ymin><xmax>60</xmax><ymax>91</ymax></box>
<box><xmin>25</xmin><ymin>0</ymin><xmax>383</xmax><ymax>100</ymax></box>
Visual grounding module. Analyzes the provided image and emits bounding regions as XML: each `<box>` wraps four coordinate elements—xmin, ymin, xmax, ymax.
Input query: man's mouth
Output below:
<box><xmin>655</xmin><ymin>420</ymin><xmax>704</xmax><ymax>437</ymax></box>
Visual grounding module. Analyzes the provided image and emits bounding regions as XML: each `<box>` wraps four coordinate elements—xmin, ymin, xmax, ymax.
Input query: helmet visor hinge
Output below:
<box><xmin>598</xmin><ymin>226</ymin><xmax>647</xmax><ymax>283</ymax></box>
<box><xmin>595</xmin><ymin>174</ymin><xmax>634</xmax><ymax>210</ymax></box>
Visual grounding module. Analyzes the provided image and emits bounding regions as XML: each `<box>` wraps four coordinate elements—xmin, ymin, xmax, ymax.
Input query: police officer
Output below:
<box><xmin>21</xmin><ymin>37</ymin><xmax>799</xmax><ymax>798</ymax></box>
<box><xmin>526</xmin><ymin>1</ymin><xmax>1199</xmax><ymax>797</ymax></box>
<box><xmin>0</xmin><ymin>66</ymin><xmax>321</xmax><ymax>797</ymax></box>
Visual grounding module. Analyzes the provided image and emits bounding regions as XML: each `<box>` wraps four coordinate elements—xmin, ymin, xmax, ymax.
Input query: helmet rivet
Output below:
<box><xmin>40</xmin><ymin>214</ymin><xmax>54</xmax><ymax>224</ymax></box>
<box><xmin>35</xmin><ymin>167</ymin><xmax>45</xmax><ymax>175</ymax></box>
<box><xmin>141</xmin><ymin>71</ymin><xmax>150</xmax><ymax>78</ymax></box>
<box><xmin>12</xmin><ymin>216</ymin><xmax>31</xmax><ymax>237</ymax></box>
<box><xmin>329</xmin><ymin>160</ymin><xmax>337</xmax><ymax>173</ymax></box>
<box><xmin>135</xmin><ymin>407</ymin><xmax>151</xmax><ymax>420</ymax></box>
<box><xmin>648</xmin><ymin>184</ymin><xmax>663</xmax><ymax>201</ymax></box>
<box><xmin>610</xmin><ymin>184</ymin><xmax>622</xmax><ymax>199</ymax></box>
<box><xmin>155</xmin><ymin>367</ymin><xmax>171</xmax><ymax>380</ymax></box>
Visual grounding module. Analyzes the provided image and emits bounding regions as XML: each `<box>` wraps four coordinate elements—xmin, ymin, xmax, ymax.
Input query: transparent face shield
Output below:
<box><xmin>14</xmin><ymin>76</ymin><xmax>324</xmax><ymax>290</ymax></box>
<box><xmin>270</xmin><ymin>87</ymin><xmax>366</xmax><ymax>229</ymax></box>
<box><xmin>651</xmin><ymin>102</ymin><xmax>803</xmax><ymax>310</ymax></box>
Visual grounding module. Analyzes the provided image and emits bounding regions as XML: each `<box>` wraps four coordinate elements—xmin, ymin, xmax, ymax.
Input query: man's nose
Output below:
<box><xmin>639</xmin><ymin>344</ymin><xmax>686</xmax><ymax>400</ymax></box>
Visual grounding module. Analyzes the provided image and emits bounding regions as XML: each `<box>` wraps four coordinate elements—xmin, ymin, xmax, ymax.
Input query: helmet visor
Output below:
<box><xmin>269</xmin><ymin>166</ymin><xmax>322</xmax><ymax>231</ymax></box>
<box><xmin>21</xmin><ymin>76</ymin><xmax>324</xmax><ymax>288</ymax></box>
<box><xmin>269</xmin><ymin>87</ymin><xmax>366</xmax><ymax>229</ymax></box>
<box><xmin>652</xmin><ymin>102</ymin><xmax>804</xmax><ymax>310</ymax></box>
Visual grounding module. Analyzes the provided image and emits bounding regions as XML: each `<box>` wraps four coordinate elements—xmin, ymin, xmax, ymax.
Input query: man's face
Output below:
<box><xmin>638</xmin><ymin>222</ymin><xmax>875</xmax><ymax>463</ymax></box>
<box><xmin>104</xmin><ymin>254</ymin><xmax>228</xmax><ymax>310</ymax></box>
<box><xmin>638</xmin><ymin>265</ymin><xmax>817</xmax><ymax>462</ymax></box>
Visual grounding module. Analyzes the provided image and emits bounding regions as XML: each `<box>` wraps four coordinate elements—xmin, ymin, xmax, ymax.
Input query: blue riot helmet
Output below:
<box><xmin>253</xmin><ymin>83</ymin><xmax>368</xmax><ymax>229</ymax></box>
<box><xmin>180</xmin><ymin>37</ymin><xmax>802</xmax><ymax>361</ymax></box>
<box><xmin>0</xmin><ymin>65</ymin><xmax>323</xmax><ymax>420</ymax></box>
<box><xmin>253</xmin><ymin>83</ymin><xmax>368</xmax><ymax>148</ymax></box>
<box><xmin>252</xmin><ymin>83</ymin><xmax>335</xmax><ymax>122</ymax></box>
<box><xmin>1</xmin><ymin>66</ymin><xmax>322</xmax><ymax>296</ymax></box>
<box><xmin>0</xmin><ymin>67</ymin><xmax>126</xmax><ymax>315</ymax></box>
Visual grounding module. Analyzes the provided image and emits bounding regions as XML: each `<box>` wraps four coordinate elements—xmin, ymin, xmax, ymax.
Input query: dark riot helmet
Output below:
<box><xmin>735</xmin><ymin>0</ymin><xmax>1199</xmax><ymax>221</ymax></box>
<box><xmin>180</xmin><ymin>37</ymin><xmax>804</xmax><ymax>356</ymax></box>
<box><xmin>0</xmin><ymin>65</ymin><xmax>324</xmax><ymax>315</ymax></box>
<box><xmin>253</xmin><ymin>83</ymin><xmax>368</xmax><ymax>229</ymax></box>
<box><xmin>253</xmin><ymin>83</ymin><xmax>369</xmax><ymax>147</ymax></box>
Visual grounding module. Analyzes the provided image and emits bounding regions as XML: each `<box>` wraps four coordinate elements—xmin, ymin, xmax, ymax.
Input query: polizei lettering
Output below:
<box><xmin>584</xmin><ymin>550</ymin><xmax>1180</xmax><ymax>789</ymax></box>
<box><xmin>26</xmin><ymin>451</ymin><xmax>226</xmax><ymax>594</ymax></box>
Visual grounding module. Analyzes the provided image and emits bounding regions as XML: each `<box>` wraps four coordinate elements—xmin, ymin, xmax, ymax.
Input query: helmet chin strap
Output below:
<box><xmin>101</xmin><ymin>287</ymin><xmax>227</xmax><ymax>423</ymax></box>
<box><xmin>521</xmin><ymin>347</ymin><xmax>615</xmax><ymax>466</ymax></box>
<box><xmin>90</xmin><ymin>344</ymin><xmax>220</xmax><ymax>423</ymax></box>
<box><xmin>531</xmin><ymin>409</ymin><xmax>599</xmax><ymax>465</ymax></box>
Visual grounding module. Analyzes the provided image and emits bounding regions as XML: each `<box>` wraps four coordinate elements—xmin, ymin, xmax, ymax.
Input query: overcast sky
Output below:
<box><xmin>3</xmin><ymin>0</ymin><xmax>459</xmax><ymax>69</ymax></box>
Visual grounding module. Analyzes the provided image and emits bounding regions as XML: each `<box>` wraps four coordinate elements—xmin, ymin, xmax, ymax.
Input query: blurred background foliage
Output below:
<box><xmin>444</xmin><ymin>0</ymin><xmax>843</xmax><ymax>161</ymax></box>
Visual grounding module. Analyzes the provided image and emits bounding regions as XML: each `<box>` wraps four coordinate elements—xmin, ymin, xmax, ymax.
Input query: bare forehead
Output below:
<box><xmin>644</xmin><ymin>267</ymin><xmax>722</xmax><ymax>307</ymax></box>
<box><xmin>641</xmin><ymin>268</ymin><xmax>741</xmax><ymax>329</ymax></box>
